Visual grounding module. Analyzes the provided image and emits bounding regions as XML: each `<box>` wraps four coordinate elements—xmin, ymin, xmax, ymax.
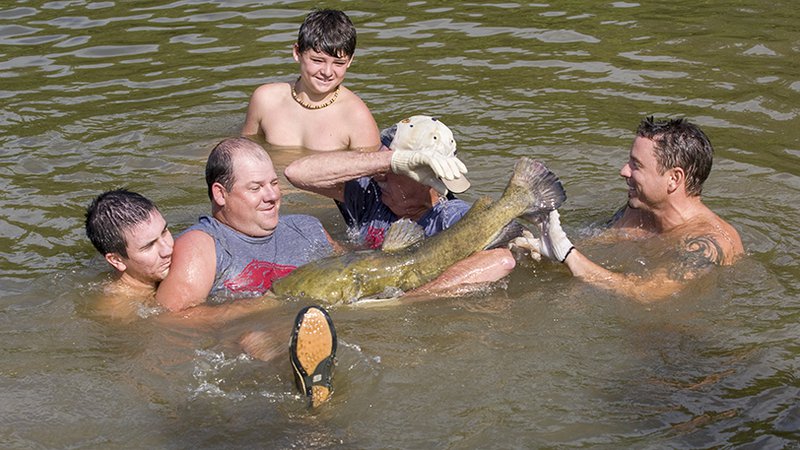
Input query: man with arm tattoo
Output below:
<box><xmin>517</xmin><ymin>116</ymin><xmax>744</xmax><ymax>302</ymax></box>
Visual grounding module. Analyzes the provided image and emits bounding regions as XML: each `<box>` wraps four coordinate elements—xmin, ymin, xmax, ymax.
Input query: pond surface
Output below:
<box><xmin>1</xmin><ymin>1</ymin><xmax>798</xmax><ymax>448</ymax></box>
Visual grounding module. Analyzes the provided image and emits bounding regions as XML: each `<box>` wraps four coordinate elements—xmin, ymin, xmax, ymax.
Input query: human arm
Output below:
<box><xmin>284</xmin><ymin>150</ymin><xmax>394</xmax><ymax>202</ymax></box>
<box><xmin>404</xmin><ymin>248</ymin><xmax>516</xmax><ymax>299</ymax></box>
<box><xmin>156</xmin><ymin>295</ymin><xmax>279</xmax><ymax>328</ymax></box>
<box><xmin>238</xmin><ymin>329</ymin><xmax>287</xmax><ymax>362</ymax></box>
<box><xmin>561</xmin><ymin>237</ymin><xmax>726</xmax><ymax>302</ymax></box>
<box><xmin>561</xmin><ymin>250</ymin><xmax>687</xmax><ymax>303</ymax></box>
<box><xmin>285</xmin><ymin>146</ymin><xmax>469</xmax><ymax>200</ymax></box>
<box><xmin>342</xmin><ymin>92</ymin><xmax>382</xmax><ymax>152</ymax></box>
<box><xmin>241</xmin><ymin>84</ymin><xmax>275</xmax><ymax>138</ymax></box>
<box><xmin>539</xmin><ymin>211</ymin><xmax>723</xmax><ymax>302</ymax></box>
<box><xmin>155</xmin><ymin>230</ymin><xmax>217</xmax><ymax>312</ymax></box>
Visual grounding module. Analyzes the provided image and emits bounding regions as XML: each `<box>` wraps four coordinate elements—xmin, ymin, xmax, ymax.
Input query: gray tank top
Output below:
<box><xmin>184</xmin><ymin>215</ymin><xmax>333</xmax><ymax>299</ymax></box>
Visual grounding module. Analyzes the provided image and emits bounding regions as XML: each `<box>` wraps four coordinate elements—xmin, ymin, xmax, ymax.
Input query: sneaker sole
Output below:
<box><xmin>290</xmin><ymin>305</ymin><xmax>337</xmax><ymax>407</ymax></box>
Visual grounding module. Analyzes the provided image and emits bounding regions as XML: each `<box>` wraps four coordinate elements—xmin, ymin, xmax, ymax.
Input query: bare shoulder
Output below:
<box><xmin>688</xmin><ymin>212</ymin><xmax>743</xmax><ymax>263</ymax></box>
<box><xmin>253</xmin><ymin>81</ymin><xmax>287</xmax><ymax>95</ymax></box>
<box><xmin>667</xmin><ymin>214</ymin><xmax>744</xmax><ymax>281</ymax></box>
<box><xmin>94</xmin><ymin>283</ymin><xmax>157</xmax><ymax>323</ymax></box>
<box><xmin>243</xmin><ymin>82</ymin><xmax>291</xmax><ymax>135</ymax></box>
<box><xmin>707</xmin><ymin>214</ymin><xmax>744</xmax><ymax>263</ymax></box>
<box><xmin>250</xmin><ymin>82</ymin><xmax>289</xmax><ymax>105</ymax></box>
<box><xmin>338</xmin><ymin>86</ymin><xmax>372</xmax><ymax>113</ymax></box>
<box><xmin>337</xmin><ymin>86</ymin><xmax>380</xmax><ymax>149</ymax></box>
<box><xmin>175</xmin><ymin>228</ymin><xmax>214</xmax><ymax>248</ymax></box>
<box><xmin>172</xmin><ymin>230</ymin><xmax>216</xmax><ymax>267</ymax></box>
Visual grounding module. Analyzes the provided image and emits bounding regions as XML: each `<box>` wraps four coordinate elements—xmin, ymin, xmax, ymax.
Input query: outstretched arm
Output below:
<box><xmin>156</xmin><ymin>295</ymin><xmax>280</xmax><ymax>328</ymax></box>
<box><xmin>560</xmin><ymin>229</ymin><xmax>723</xmax><ymax>303</ymax></box>
<box><xmin>285</xmin><ymin>146</ymin><xmax>470</xmax><ymax>201</ymax></box>
<box><xmin>284</xmin><ymin>150</ymin><xmax>393</xmax><ymax>202</ymax></box>
<box><xmin>562</xmin><ymin>250</ymin><xmax>680</xmax><ymax>302</ymax></box>
<box><xmin>517</xmin><ymin>210</ymin><xmax>728</xmax><ymax>302</ymax></box>
<box><xmin>404</xmin><ymin>248</ymin><xmax>516</xmax><ymax>300</ymax></box>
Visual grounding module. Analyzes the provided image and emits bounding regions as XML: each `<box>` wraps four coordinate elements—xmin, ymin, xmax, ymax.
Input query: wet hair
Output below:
<box><xmin>636</xmin><ymin>116</ymin><xmax>713</xmax><ymax>196</ymax></box>
<box><xmin>296</xmin><ymin>9</ymin><xmax>357</xmax><ymax>58</ymax></box>
<box><xmin>85</xmin><ymin>189</ymin><xmax>159</xmax><ymax>258</ymax></box>
<box><xmin>205</xmin><ymin>137</ymin><xmax>270</xmax><ymax>200</ymax></box>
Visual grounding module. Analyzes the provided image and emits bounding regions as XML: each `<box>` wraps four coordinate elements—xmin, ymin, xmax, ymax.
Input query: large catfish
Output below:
<box><xmin>272</xmin><ymin>157</ymin><xmax>566</xmax><ymax>304</ymax></box>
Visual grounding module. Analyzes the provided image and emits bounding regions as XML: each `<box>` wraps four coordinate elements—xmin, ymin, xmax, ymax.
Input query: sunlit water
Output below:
<box><xmin>1</xmin><ymin>1</ymin><xmax>798</xmax><ymax>448</ymax></box>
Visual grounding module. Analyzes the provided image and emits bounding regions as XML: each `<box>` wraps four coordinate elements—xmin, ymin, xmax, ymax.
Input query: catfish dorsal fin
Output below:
<box><xmin>381</xmin><ymin>218</ymin><xmax>425</xmax><ymax>252</ymax></box>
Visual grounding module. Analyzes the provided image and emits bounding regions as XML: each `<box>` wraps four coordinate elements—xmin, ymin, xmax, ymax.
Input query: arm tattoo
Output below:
<box><xmin>667</xmin><ymin>236</ymin><xmax>724</xmax><ymax>281</ymax></box>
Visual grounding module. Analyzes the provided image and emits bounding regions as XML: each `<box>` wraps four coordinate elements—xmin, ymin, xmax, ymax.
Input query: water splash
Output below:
<box><xmin>188</xmin><ymin>349</ymin><xmax>251</xmax><ymax>401</ymax></box>
<box><xmin>136</xmin><ymin>303</ymin><xmax>164</xmax><ymax>319</ymax></box>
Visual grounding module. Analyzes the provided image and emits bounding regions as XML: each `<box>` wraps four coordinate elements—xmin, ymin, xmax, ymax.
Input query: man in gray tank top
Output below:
<box><xmin>156</xmin><ymin>137</ymin><xmax>336</xmax><ymax>311</ymax></box>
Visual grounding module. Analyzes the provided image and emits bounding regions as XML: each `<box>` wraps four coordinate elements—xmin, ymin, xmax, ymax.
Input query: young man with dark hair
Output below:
<box><xmin>85</xmin><ymin>189</ymin><xmax>174</xmax><ymax>312</ymax></box>
<box><xmin>241</xmin><ymin>9</ymin><xmax>380</xmax><ymax>152</ymax></box>
<box><xmin>521</xmin><ymin>117</ymin><xmax>744</xmax><ymax>302</ymax></box>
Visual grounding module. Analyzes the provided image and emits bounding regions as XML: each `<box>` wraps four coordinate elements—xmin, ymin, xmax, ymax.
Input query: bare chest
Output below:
<box><xmin>262</xmin><ymin>106</ymin><xmax>351</xmax><ymax>151</ymax></box>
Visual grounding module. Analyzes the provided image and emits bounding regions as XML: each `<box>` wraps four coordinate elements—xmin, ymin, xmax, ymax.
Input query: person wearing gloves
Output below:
<box><xmin>514</xmin><ymin>116</ymin><xmax>744</xmax><ymax>302</ymax></box>
<box><xmin>284</xmin><ymin>115</ymin><xmax>516</xmax><ymax>292</ymax></box>
<box><xmin>287</xmin><ymin>115</ymin><xmax>473</xmax><ymax>249</ymax></box>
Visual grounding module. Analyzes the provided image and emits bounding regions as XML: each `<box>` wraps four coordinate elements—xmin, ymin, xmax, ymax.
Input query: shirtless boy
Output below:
<box><xmin>241</xmin><ymin>9</ymin><xmax>380</xmax><ymax>152</ymax></box>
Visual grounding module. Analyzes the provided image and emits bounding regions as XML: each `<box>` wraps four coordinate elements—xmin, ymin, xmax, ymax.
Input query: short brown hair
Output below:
<box><xmin>636</xmin><ymin>116</ymin><xmax>713</xmax><ymax>196</ymax></box>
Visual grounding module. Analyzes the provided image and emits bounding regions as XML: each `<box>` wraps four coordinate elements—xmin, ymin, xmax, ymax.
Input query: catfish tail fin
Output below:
<box><xmin>506</xmin><ymin>157</ymin><xmax>567</xmax><ymax>218</ymax></box>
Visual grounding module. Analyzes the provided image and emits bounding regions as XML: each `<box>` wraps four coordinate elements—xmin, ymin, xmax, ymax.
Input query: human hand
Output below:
<box><xmin>239</xmin><ymin>330</ymin><xmax>283</xmax><ymax>362</ymax></box>
<box><xmin>390</xmin><ymin>149</ymin><xmax>468</xmax><ymax>194</ymax></box>
<box><xmin>508</xmin><ymin>229</ymin><xmax>544</xmax><ymax>261</ymax></box>
<box><xmin>539</xmin><ymin>210</ymin><xmax>575</xmax><ymax>263</ymax></box>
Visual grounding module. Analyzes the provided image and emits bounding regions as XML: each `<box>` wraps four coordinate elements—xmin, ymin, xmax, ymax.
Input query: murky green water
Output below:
<box><xmin>1</xmin><ymin>1</ymin><xmax>798</xmax><ymax>448</ymax></box>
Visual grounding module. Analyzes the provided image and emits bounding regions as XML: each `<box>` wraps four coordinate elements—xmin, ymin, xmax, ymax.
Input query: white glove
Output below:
<box><xmin>390</xmin><ymin>150</ymin><xmax>468</xmax><ymax>195</ymax></box>
<box><xmin>539</xmin><ymin>210</ymin><xmax>575</xmax><ymax>263</ymax></box>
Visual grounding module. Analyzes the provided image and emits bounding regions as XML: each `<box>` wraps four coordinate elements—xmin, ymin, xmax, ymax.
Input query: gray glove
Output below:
<box><xmin>539</xmin><ymin>210</ymin><xmax>575</xmax><ymax>263</ymax></box>
<box><xmin>390</xmin><ymin>150</ymin><xmax>468</xmax><ymax>195</ymax></box>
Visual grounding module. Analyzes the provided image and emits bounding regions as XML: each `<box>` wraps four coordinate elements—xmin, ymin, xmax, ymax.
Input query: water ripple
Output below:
<box><xmin>0</xmin><ymin>2</ymin><xmax>797</xmax><ymax>447</ymax></box>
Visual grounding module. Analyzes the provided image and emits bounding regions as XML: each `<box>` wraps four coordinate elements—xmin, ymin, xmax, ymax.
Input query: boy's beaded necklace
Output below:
<box><xmin>291</xmin><ymin>77</ymin><xmax>340</xmax><ymax>110</ymax></box>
